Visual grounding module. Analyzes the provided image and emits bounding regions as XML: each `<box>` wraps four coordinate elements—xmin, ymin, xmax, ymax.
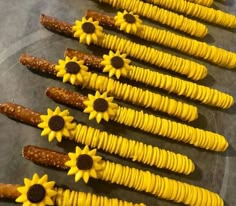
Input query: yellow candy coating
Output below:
<box><xmin>98</xmin><ymin>160</ymin><xmax>224</xmax><ymax>205</ymax></box>
<box><xmin>54</xmin><ymin>188</ymin><xmax>145</xmax><ymax>206</ymax></box>
<box><xmin>145</xmin><ymin>0</ymin><xmax>236</xmax><ymax>28</ymax></box>
<box><xmin>112</xmin><ymin>106</ymin><xmax>228</xmax><ymax>152</ymax></box>
<box><xmin>120</xmin><ymin>21</ymin><xmax>236</xmax><ymax>68</ymax></box>
<box><xmin>97</xmin><ymin>0</ymin><xmax>208</xmax><ymax>37</ymax></box>
<box><xmin>188</xmin><ymin>0</ymin><xmax>213</xmax><ymax>7</ymax></box>
<box><xmin>124</xmin><ymin>65</ymin><xmax>234</xmax><ymax>108</ymax></box>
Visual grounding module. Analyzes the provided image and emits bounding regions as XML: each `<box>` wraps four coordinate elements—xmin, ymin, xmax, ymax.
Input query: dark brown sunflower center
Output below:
<box><xmin>93</xmin><ymin>98</ymin><xmax>109</xmax><ymax>112</ymax></box>
<box><xmin>82</xmin><ymin>22</ymin><xmax>96</xmax><ymax>34</ymax></box>
<box><xmin>123</xmin><ymin>14</ymin><xmax>136</xmax><ymax>23</ymax></box>
<box><xmin>111</xmin><ymin>56</ymin><xmax>124</xmax><ymax>69</ymax></box>
<box><xmin>76</xmin><ymin>154</ymin><xmax>93</xmax><ymax>170</ymax></box>
<box><xmin>65</xmin><ymin>62</ymin><xmax>81</xmax><ymax>74</ymax></box>
<box><xmin>48</xmin><ymin>115</ymin><xmax>65</xmax><ymax>131</ymax></box>
<box><xmin>27</xmin><ymin>184</ymin><xmax>46</xmax><ymax>203</ymax></box>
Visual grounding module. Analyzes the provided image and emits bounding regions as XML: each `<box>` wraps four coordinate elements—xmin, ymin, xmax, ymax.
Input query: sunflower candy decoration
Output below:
<box><xmin>16</xmin><ymin>173</ymin><xmax>56</xmax><ymax>206</ymax></box>
<box><xmin>38</xmin><ymin>107</ymin><xmax>76</xmax><ymax>142</ymax></box>
<box><xmin>83</xmin><ymin>91</ymin><xmax>118</xmax><ymax>123</ymax></box>
<box><xmin>114</xmin><ymin>11</ymin><xmax>142</xmax><ymax>33</ymax></box>
<box><xmin>101</xmin><ymin>50</ymin><xmax>132</xmax><ymax>79</ymax></box>
<box><xmin>73</xmin><ymin>17</ymin><xmax>104</xmax><ymax>45</ymax></box>
<box><xmin>55</xmin><ymin>56</ymin><xmax>89</xmax><ymax>85</ymax></box>
<box><xmin>65</xmin><ymin>146</ymin><xmax>103</xmax><ymax>183</ymax></box>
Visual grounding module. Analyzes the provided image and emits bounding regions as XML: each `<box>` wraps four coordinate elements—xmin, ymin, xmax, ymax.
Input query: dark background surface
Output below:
<box><xmin>0</xmin><ymin>0</ymin><xmax>236</xmax><ymax>205</ymax></box>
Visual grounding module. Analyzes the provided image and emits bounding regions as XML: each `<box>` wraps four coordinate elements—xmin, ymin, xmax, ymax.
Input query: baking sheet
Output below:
<box><xmin>0</xmin><ymin>0</ymin><xmax>236</xmax><ymax>205</ymax></box>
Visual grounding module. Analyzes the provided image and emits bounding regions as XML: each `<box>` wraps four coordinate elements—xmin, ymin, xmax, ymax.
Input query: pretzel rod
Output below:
<box><xmin>46</xmin><ymin>87</ymin><xmax>228</xmax><ymax>152</ymax></box>
<box><xmin>22</xmin><ymin>145</ymin><xmax>224</xmax><ymax>206</ymax></box>
<box><xmin>23</xmin><ymin>145</ymin><xmax>70</xmax><ymax>169</ymax></box>
<box><xmin>0</xmin><ymin>184</ymin><xmax>20</xmax><ymax>199</ymax></box>
<box><xmin>40</xmin><ymin>14</ymin><xmax>207</xmax><ymax>81</ymax></box>
<box><xmin>0</xmin><ymin>177</ymin><xmax>145</xmax><ymax>206</ymax></box>
<box><xmin>20</xmin><ymin>53</ymin><xmax>198</xmax><ymax>122</ymax></box>
<box><xmin>187</xmin><ymin>0</ymin><xmax>213</xmax><ymax>6</ymax></box>
<box><xmin>65</xmin><ymin>48</ymin><xmax>234</xmax><ymax>109</ymax></box>
<box><xmin>20</xmin><ymin>54</ymin><xmax>57</xmax><ymax>76</ymax></box>
<box><xmin>96</xmin><ymin>0</ymin><xmax>208</xmax><ymax>38</ymax></box>
<box><xmin>0</xmin><ymin>102</ymin><xmax>41</xmax><ymax>126</ymax></box>
<box><xmin>85</xmin><ymin>10</ymin><xmax>236</xmax><ymax>69</ymax></box>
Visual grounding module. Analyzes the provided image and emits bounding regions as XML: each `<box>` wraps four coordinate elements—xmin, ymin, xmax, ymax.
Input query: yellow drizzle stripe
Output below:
<box><xmin>145</xmin><ymin>0</ymin><xmax>236</xmax><ymax>28</ymax></box>
<box><xmin>97</xmin><ymin>0</ymin><xmax>208</xmax><ymax>38</ymax></box>
<box><xmin>111</xmin><ymin>106</ymin><xmax>228</xmax><ymax>152</ymax></box>
<box><xmin>120</xmin><ymin>23</ymin><xmax>236</xmax><ymax>68</ymax></box>
<box><xmin>84</xmin><ymin>72</ymin><xmax>198</xmax><ymax>122</ymax></box>
<box><xmin>67</xmin><ymin>123</ymin><xmax>195</xmax><ymax>175</ymax></box>
<box><xmin>98</xmin><ymin>160</ymin><xmax>223</xmax><ymax>205</ymax></box>
<box><xmin>187</xmin><ymin>0</ymin><xmax>213</xmax><ymax>7</ymax></box>
<box><xmin>54</xmin><ymin>188</ymin><xmax>146</xmax><ymax>206</ymax></box>
<box><xmin>94</xmin><ymin>33</ymin><xmax>207</xmax><ymax>81</ymax></box>
<box><xmin>125</xmin><ymin>65</ymin><xmax>234</xmax><ymax>108</ymax></box>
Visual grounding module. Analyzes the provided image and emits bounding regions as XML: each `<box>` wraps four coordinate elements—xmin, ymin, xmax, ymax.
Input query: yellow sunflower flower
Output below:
<box><xmin>65</xmin><ymin>146</ymin><xmax>103</xmax><ymax>183</ymax></box>
<box><xmin>114</xmin><ymin>11</ymin><xmax>142</xmax><ymax>33</ymax></box>
<box><xmin>101</xmin><ymin>50</ymin><xmax>132</xmax><ymax>79</ymax></box>
<box><xmin>55</xmin><ymin>56</ymin><xmax>89</xmax><ymax>85</ymax></box>
<box><xmin>38</xmin><ymin>107</ymin><xmax>76</xmax><ymax>142</ymax></box>
<box><xmin>16</xmin><ymin>173</ymin><xmax>56</xmax><ymax>206</ymax></box>
<box><xmin>73</xmin><ymin>17</ymin><xmax>104</xmax><ymax>45</ymax></box>
<box><xmin>83</xmin><ymin>91</ymin><xmax>118</xmax><ymax>123</ymax></box>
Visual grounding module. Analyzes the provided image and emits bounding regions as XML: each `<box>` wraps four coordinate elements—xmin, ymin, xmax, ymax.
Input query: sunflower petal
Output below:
<box><xmin>96</xmin><ymin>113</ymin><xmax>103</xmax><ymax>123</ymax></box>
<box><xmin>48</xmin><ymin>131</ymin><xmax>56</xmax><ymax>142</ymax></box>
<box><xmin>38</xmin><ymin>174</ymin><xmax>48</xmax><ymax>184</ymax></box>
<box><xmin>68</xmin><ymin>167</ymin><xmax>78</xmax><ymax>175</ymax></box>
<box><xmin>75</xmin><ymin>171</ymin><xmax>83</xmax><ymax>182</ymax></box>
<box><xmin>16</xmin><ymin>195</ymin><xmax>27</xmax><ymax>203</ymax></box>
<box><xmin>44</xmin><ymin>196</ymin><xmax>54</xmax><ymax>205</ymax></box>
<box><xmin>41</xmin><ymin>128</ymin><xmax>51</xmax><ymax>136</ymax></box>
<box><xmin>83</xmin><ymin>172</ymin><xmax>90</xmax><ymax>183</ymax></box>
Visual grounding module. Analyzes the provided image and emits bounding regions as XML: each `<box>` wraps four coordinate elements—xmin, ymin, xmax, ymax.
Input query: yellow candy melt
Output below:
<box><xmin>145</xmin><ymin>0</ymin><xmax>236</xmax><ymax>28</ymax></box>
<box><xmin>54</xmin><ymin>188</ymin><xmax>145</xmax><ymax>206</ymax></box>
<box><xmin>112</xmin><ymin>106</ymin><xmax>228</xmax><ymax>152</ymax></box>
<box><xmin>125</xmin><ymin>65</ymin><xmax>234</xmax><ymax>108</ymax></box>
<box><xmin>97</xmin><ymin>0</ymin><xmax>208</xmax><ymax>37</ymax></box>
<box><xmin>188</xmin><ymin>0</ymin><xmax>213</xmax><ymax>7</ymax></box>
<box><xmin>98</xmin><ymin>160</ymin><xmax>224</xmax><ymax>205</ymax></box>
<box><xmin>123</xmin><ymin>23</ymin><xmax>236</xmax><ymax>68</ymax></box>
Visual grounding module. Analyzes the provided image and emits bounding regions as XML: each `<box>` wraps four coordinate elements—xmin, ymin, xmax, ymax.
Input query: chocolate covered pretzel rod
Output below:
<box><xmin>0</xmin><ymin>173</ymin><xmax>145</xmax><ymax>206</ymax></box>
<box><xmin>20</xmin><ymin>53</ymin><xmax>198</xmax><ymax>122</ymax></box>
<box><xmin>40</xmin><ymin>14</ymin><xmax>207</xmax><ymax>81</ymax></box>
<box><xmin>85</xmin><ymin>10</ymin><xmax>236</xmax><ymax>69</ymax></box>
<box><xmin>65</xmin><ymin>48</ymin><xmax>234</xmax><ymax>109</ymax></box>
<box><xmin>22</xmin><ymin>145</ymin><xmax>224</xmax><ymax>206</ymax></box>
<box><xmin>0</xmin><ymin>102</ymin><xmax>195</xmax><ymax>174</ymax></box>
<box><xmin>95</xmin><ymin>0</ymin><xmax>208</xmax><ymax>38</ymax></box>
<box><xmin>139</xmin><ymin>0</ymin><xmax>236</xmax><ymax>28</ymax></box>
<box><xmin>45</xmin><ymin>86</ymin><xmax>228</xmax><ymax>152</ymax></box>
